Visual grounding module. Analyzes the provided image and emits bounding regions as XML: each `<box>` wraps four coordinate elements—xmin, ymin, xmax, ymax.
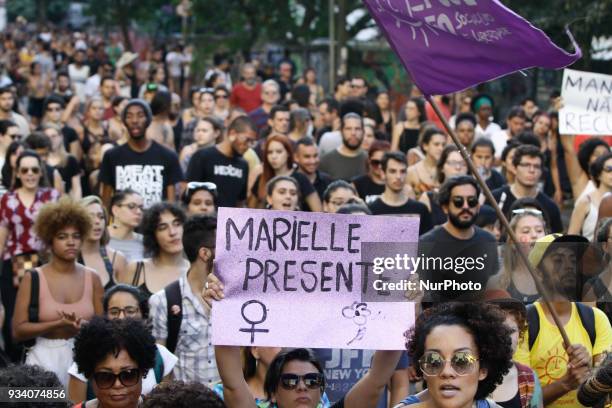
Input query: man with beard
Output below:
<box><xmin>294</xmin><ymin>137</ymin><xmax>332</xmax><ymax>201</ymax></box>
<box><xmin>186</xmin><ymin>115</ymin><xmax>256</xmax><ymax>207</ymax></box>
<box><xmin>319</xmin><ymin>113</ymin><xmax>368</xmax><ymax>181</ymax></box>
<box><xmin>0</xmin><ymin>87</ymin><xmax>29</xmax><ymax>137</ymax></box>
<box><xmin>418</xmin><ymin>175</ymin><xmax>499</xmax><ymax>302</ymax></box>
<box><xmin>369</xmin><ymin>151</ymin><xmax>431</xmax><ymax>234</ymax></box>
<box><xmin>99</xmin><ymin>99</ymin><xmax>184</xmax><ymax>208</ymax></box>
<box><xmin>230</xmin><ymin>63</ymin><xmax>261</xmax><ymax>113</ymax></box>
<box><xmin>514</xmin><ymin>234</ymin><xmax>611</xmax><ymax>408</ymax></box>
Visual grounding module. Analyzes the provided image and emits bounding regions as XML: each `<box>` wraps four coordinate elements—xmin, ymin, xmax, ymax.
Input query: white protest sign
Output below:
<box><xmin>559</xmin><ymin>68</ymin><xmax>612</xmax><ymax>135</ymax></box>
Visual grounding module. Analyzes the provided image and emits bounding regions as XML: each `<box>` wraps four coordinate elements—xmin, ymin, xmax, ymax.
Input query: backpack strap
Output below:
<box><xmin>28</xmin><ymin>269</ymin><xmax>39</xmax><ymax>323</ymax></box>
<box><xmin>575</xmin><ymin>302</ymin><xmax>596</xmax><ymax>348</ymax></box>
<box><xmin>131</xmin><ymin>261</ymin><xmax>144</xmax><ymax>286</ymax></box>
<box><xmin>526</xmin><ymin>304</ymin><xmax>539</xmax><ymax>350</ymax></box>
<box><xmin>153</xmin><ymin>347</ymin><xmax>165</xmax><ymax>383</ymax></box>
<box><xmin>164</xmin><ymin>280</ymin><xmax>183</xmax><ymax>354</ymax></box>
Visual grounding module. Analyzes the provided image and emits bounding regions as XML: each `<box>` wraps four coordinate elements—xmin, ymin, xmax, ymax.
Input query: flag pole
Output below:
<box><xmin>425</xmin><ymin>95</ymin><xmax>571</xmax><ymax>349</ymax></box>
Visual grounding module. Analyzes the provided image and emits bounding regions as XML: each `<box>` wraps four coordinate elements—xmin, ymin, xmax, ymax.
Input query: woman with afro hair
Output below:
<box><xmin>12</xmin><ymin>197</ymin><xmax>104</xmax><ymax>387</ymax></box>
<box><xmin>72</xmin><ymin>316</ymin><xmax>157</xmax><ymax>408</ymax></box>
<box><xmin>395</xmin><ymin>302</ymin><xmax>514</xmax><ymax>408</ymax></box>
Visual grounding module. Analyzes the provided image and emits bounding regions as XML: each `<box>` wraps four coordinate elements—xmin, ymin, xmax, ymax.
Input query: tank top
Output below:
<box><xmin>399</xmin><ymin>127</ymin><xmax>419</xmax><ymax>153</ymax></box>
<box><xmin>132</xmin><ymin>261</ymin><xmax>153</xmax><ymax>300</ymax></box>
<box><xmin>581</xmin><ymin>195</ymin><xmax>598</xmax><ymax>242</ymax></box>
<box><xmin>37</xmin><ymin>268</ymin><xmax>95</xmax><ymax>323</ymax></box>
<box><xmin>506</xmin><ymin>279</ymin><xmax>539</xmax><ymax>304</ymax></box>
<box><xmin>77</xmin><ymin>246</ymin><xmax>117</xmax><ymax>291</ymax></box>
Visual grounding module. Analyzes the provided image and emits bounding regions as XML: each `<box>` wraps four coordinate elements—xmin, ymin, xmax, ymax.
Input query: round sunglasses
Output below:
<box><xmin>93</xmin><ymin>368</ymin><xmax>141</xmax><ymax>389</ymax></box>
<box><xmin>419</xmin><ymin>351</ymin><xmax>479</xmax><ymax>376</ymax></box>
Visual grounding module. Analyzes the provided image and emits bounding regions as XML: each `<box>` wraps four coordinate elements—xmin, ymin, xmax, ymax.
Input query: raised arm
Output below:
<box><xmin>214</xmin><ymin>345</ymin><xmax>258</xmax><ymax>408</ymax></box>
<box><xmin>343</xmin><ymin>350</ymin><xmax>404</xmax><ymax>408</ymax></box>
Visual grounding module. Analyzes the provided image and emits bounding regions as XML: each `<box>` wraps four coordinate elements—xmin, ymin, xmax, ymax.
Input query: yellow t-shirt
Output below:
<box><xmin>514</xmin><ymin>302</ymin><xmax>612</xmax><ymax>408</ymax></box>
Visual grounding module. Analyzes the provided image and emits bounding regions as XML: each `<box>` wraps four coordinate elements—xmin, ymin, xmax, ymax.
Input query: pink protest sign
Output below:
<box><xmin>211</xmin><ymin>208</ymin><xmax>418</xmax><ymax>350</ymax></box>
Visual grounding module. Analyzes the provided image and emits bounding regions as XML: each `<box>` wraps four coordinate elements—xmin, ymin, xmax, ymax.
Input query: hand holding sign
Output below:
<box><xmin>211</xmin><ymin>208</ymin><xmax>418</xmax><ymax>350</ymax></box>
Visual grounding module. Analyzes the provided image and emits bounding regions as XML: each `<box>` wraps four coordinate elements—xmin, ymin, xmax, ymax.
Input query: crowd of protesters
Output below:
<box><xmin>0</xmin><ymin>23</ymin><xmax>610</xmax><ymax>408</ymax></box>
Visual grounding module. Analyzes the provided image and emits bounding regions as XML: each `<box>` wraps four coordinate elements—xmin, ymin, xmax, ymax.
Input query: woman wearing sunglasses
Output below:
<box><xmin>72</xmin><ymin>316</ymin><xmax>157</xmax><ymax>408</ymax></box>
<box><xmin>0</xmin><ymin>150</ymin><xmax>60</xmax><ymax>361</ymax></box>
<box><xmin>488</xmin><ymin>207</ymin><xmax>547</xmax><ymax>304</ymax></box>
<box><xmin>568</xmin><ymin>152</ymin><xmax>612</xmax><ymax>241</ymax></box>
<box><xmin>108</xmin><ymin>189</ymin><xmax>145</xmax><ymax>262</ymax></box>
<box><xmin>395</xmin><ymin>302</ymin><xmax>513</xmax><ymax>408</ymax></box>
<box><xmin>216</xmin><ymin>345</ymin><xmax>403</xmax><ymax>408</ymax></box>
<box><xmin>80</xmin><ymin>196</ymin><xmax>128</xmax><ymax>290</ymax></box>
<box><xmin>68</xmin><ymin>284</ymin><xmax>177</xmax><ymax>403</ymax></box>
<box><xmin>352</xmin><ymin>140</ymin><xmax>390</xmax><ymax>206</ymax></box>
<box><xmin>419</xmin><ymin>145</ymin><xmax>468</xmax><ymax>227</ymax></box>
<box><xmin>182</xmin><ymin>181</ymin><xmax>218</xmax><ymax>216</ymax></box>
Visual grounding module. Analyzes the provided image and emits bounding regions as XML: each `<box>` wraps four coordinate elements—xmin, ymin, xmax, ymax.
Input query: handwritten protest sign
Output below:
<box><xmin>211</xmin><ymin>208</ymin><xmax>418</xmax><ymax>350</ymax></box>
<box><xmin>559</xmin><ymin>69</ymin><xmax>612</xmax><ymax>135</ymax></box>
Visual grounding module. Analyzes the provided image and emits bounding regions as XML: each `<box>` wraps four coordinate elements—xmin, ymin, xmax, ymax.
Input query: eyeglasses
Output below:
<box><xmin>8</xmin><ymin>133</ymin><xmax>21</xmax><ymax>140</ymax></box>
<box><xmin>516</xmin><ymin>163</ymin><xmax>542</xmax><ymax>171</ymax></box>
<box><xmin>117</xmin><ymin>203</ymin><xmax>144</xmax><ymax>211</ymax></box>
<box><xmin>279</xmin><ymin>373</ymin><xmax>324</xmax><ymax>390</ymax></box>
<box><xmin>108</xmin><ymin>306</ymin><xmax>140</xmax><ymax>318</ymax></box>
<box><xmin>214</xmin><ymin>94</ymin><xmax>228</xmax><ymax>99</ymax></box>
<box><xmin>19</xmin><ymin>167</ymin><xmax>41</xmax><ymax>175</ymax></box>
<box><xmin>370</xmin><ymin>159</ymin><xmax>382</xmax><ymax>167</ymax></box>
<box><xmin>419</xmin><ymin>351</ymin><xmax>479</xmax><ymax>377</ymax></box>
<box><xmin>93</xmin><ymin>368</ymin><xmax>141</xmax><ymax>389</ymax></box>
<box><xmin>512</xmin><ymin>208</ymin><xmax>542</xmax><ymax>216</ymax></box>
<box><xmin>451</xmin><ymin>196</ymin><xmax>478</xmax><ymax>208</ymax></box>
<box><xmin>603</xmin><ymin>165</ymin><xmax>612</xmax><ymax>173</ymax></box>
<box><xmin>187</xmin><ymin>181</ymin><xmax>217</xmax><ymax>193</ymax></box>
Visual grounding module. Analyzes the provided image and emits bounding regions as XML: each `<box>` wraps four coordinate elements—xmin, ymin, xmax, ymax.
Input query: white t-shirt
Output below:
<box><xmin>475</xmin><ymin>122</ymin><xmax>502</xmax><ymax>141</ymax></box>
<box><xmin>490</xmin><ymin>129</ymin><xmax>512</xmax><ymax>159</ymax></box>
<box><xmin>165</xmin><ymin>52</ymin><xmax>184</xmax><ymax>78</ymax></box>
<box><xmin>67</xmin><ymin>344</ymin><xmax>177</xmax><ymax>396</ymax></box>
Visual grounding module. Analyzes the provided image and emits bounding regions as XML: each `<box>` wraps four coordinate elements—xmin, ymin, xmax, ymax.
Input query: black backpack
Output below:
<box><xmin>526</xmin><ymin>302</ymin><xmax>596</xmax><ymax>350</ymax></box>
<box><xmin>164</xmin><ymin>280</ymin><xmax>183</xmax><ymax>354</ymax></box>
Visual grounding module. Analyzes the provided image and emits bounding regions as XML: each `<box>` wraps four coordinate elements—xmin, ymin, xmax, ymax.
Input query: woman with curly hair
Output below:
<box><xmin>144</xmin><ymin>381</ymin><xmax>226</xmax><ymax>408</ymax></box>
<box><xmin>72</xmin><ymin>317</ymin><xmax>157</xmax><ymax>408</ymax></box>
<box><xmin>395</xmin><ymin>302</ymin><xmax>513</xmax><ymax>408</ymax></box>
<box><xmin>12</xmin><ymin>197</ymin><xmax>103</xmax><ymax>386</ymax></box>
<box><xmin>116</xmin><ymin>202</ymin><xmax>189</xmax><ymax>300</ymax></box>
<box><xmin>68</xmin><ymin>284</ymin><xmax>177</xmax><ymax>403</ymax></box>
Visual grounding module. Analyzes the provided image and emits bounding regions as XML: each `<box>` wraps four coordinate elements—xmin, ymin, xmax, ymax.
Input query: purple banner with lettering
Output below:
<box><xmin>211</xmin><ymin>208</ymin><xmax>418</xmax><ymax>350</ymax></box>
<box><xmin>363</xmin><ymin>0</ymin><xmax>581</xmax><ymax>96</ymax></box>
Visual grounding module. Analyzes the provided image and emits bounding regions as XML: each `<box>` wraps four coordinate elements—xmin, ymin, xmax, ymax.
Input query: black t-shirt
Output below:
<box><xmin>62</xmin><ymin>125</ymin><xmax>79</xmax><ymax>152</ymax></box>
<box><xmin>485</xmin><ymin>169</ymin><xmax>506</xmax><ymax>191</ymax></box>
<box><xmin>368</xmin><ymin>197</ymin><xmax>432</xmax><ymax>235</ymax></box>
<box><xmin>313</xmin><ymin>170</ymin><xmax>333</xmax><ymax>201</ymax></box>
<box><xmin>57</xmin><ymin>155</ymin><xmax>80</xmax><ymax>194</ymax></box>
<box><xmin>491</xmin><ymin>185</ymin><xmax>563</xmax><ymax>233</ymax></box>
<box><xmin>186</xmin><ymin>146</ymin><xmax>249</xmax><ymax>208</ymax></box>
<box><xmin>352</xmin><ymin>175</ymin><xmax>385</xmax><ymax>205</ymax></box>
<box><xmin>98</xmin><ymin>141</ymin><xmax>184</xmax><ymax>208</ymax></box>
<box><xmin>419</xmin><ymin>226</ymin><xmax>499</xmax><ymax>302</ymax></box>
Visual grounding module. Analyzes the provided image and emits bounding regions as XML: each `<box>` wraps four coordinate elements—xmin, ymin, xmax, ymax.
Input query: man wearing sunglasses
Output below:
<box><xmin>419</xmin><ymin>176</ymin><xmax>499</xmax><ymax>302</ymax></box>
<box><xmin>492</xmin><ymin>144</ymin><xmax>563</xmax><ymax>233</ymax></box>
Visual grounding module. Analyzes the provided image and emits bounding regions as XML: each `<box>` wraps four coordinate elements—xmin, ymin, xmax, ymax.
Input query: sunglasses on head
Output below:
<box><xmin>187</xmin><ymin>181</ymin><xmax>217</xmax><ymax>193</ymax></box>
<box><xmin>511</xmin><ymin>208</ymin><xmax>542</xmax><ymax>216</ymax></box>
<box><xmin>93</xmin><ymin>368</ymin><xmax>141</xmax><ymax>389</ymax></box>
<box><xmin>419</xmin><ymin>351</ymin><xmax>478</xmax><ymax>377</ymax></box>
<box><xmin>451</xmin><ymin>196</ymin><xmax>478</xmax><ymax>208</ymax></box>
<box><xmin>19</xmin><ymin>166</ymin><xmax>40</xmax><ymax>175</ymax></box>
<box><xmin>279</xmin><ymin>373</ymin><xmax>324</xmax><ymax>390</ymax></box>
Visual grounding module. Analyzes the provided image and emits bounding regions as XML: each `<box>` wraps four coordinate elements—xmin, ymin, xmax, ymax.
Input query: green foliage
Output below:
<box><xmin>503</xmin><ymin>0</ymin><xmax>612</xmax><ymax>69</ymax></box>
<box><xmin>7</xmin><ymin>0</ymin><xmax>70</xmax><ymax>24</ymax></box>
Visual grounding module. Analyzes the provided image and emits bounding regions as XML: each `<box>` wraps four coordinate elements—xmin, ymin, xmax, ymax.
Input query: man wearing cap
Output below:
<box><xmin>514</xmin><ymin>234</ymin><xmax>612</xmax><ymax>408</ymax></box>
<box><xmin>99</xmin><ymin>99</ymin><xmax>184</xmax><ymax>208</ymax></box>
<box><xmin>473</xmin><ymin>94</ymin><xmax>502</xmax><ymax>141</ymax></box>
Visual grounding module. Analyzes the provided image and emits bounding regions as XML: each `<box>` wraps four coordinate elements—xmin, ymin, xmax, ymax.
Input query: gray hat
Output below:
<box><xmin>121</xmin><ymin>99</ymin><xmax>152</xmax><ymax>128</ymax></box>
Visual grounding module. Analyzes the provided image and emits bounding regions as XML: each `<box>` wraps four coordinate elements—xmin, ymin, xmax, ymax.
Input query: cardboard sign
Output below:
<box><xmin>211</xmin><ymin>208</ymin><xmax>418</xmax><ymax>350</ymax></box>
<box><xmin>559</xmin><ymin>68</ymin><xmax>612</xmax><ymax>135</ymax></box>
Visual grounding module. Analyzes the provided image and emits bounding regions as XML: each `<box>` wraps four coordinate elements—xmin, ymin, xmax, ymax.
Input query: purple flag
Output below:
<box><xmin>363</xmin><ymin>0</ymin><xmax>581</xmax><ymax>96</ymax></box>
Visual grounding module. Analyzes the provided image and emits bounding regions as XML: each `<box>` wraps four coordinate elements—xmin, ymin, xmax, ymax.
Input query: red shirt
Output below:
<box><xmin>230</xmin><ymin>82</ymin><xmax>262</xmax><ymax>113</ymax></box>
<box><xmin>0</xmin><ymin>188</ymin><xmax>60</xmax><ymax>260</ymax></box>
<box><xmin>425</xmin><ymin>100</ymin><xmax>451</xmax><ymax>132</ymax></box>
